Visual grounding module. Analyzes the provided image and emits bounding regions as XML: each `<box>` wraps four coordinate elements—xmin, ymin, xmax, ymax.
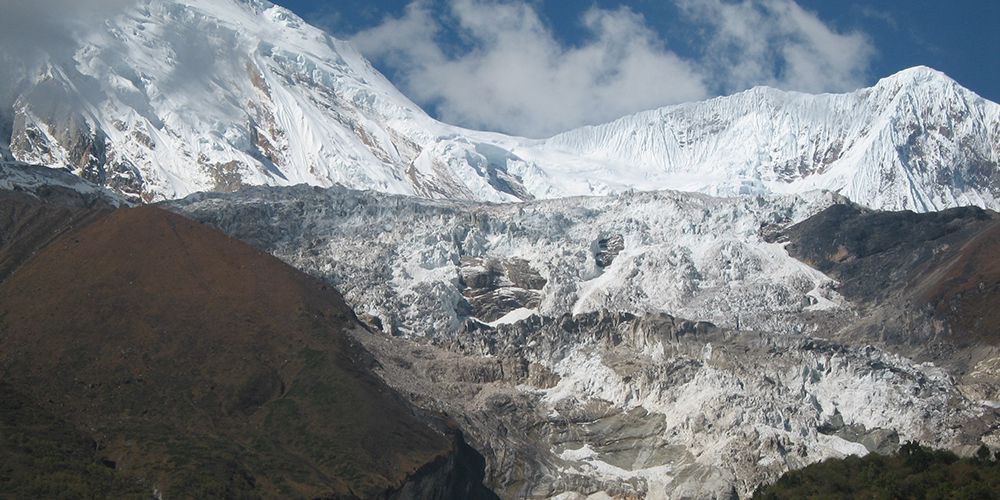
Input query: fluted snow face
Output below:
<box><xmin>524</xmin><ymin>67</ymin><xmax>1000</xmax><ymax>212</ymax></box>
<box><xmin>2</xmin><ymin>0</ymin><xmax>998</xmax><ymax>212</ymax></box>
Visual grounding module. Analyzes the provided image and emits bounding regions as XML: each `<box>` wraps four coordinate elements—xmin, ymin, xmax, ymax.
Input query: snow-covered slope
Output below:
<box><xmin>2</xmin><ymin>0</ymin><xmax>998</xmax><ymax>211</ymax></box>
<box><xmin>516</xmin><ymin>66</ymin><xmax>1000</xmax><ymax>211</ymax></box>
<box><xmin>1</xmin><ymin>0</ymin><xmax>535</xmax><ymax>203</ymax></box>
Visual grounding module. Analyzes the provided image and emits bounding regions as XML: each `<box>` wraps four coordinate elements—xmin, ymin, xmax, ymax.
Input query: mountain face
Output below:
<box><xmin>778</xmin><ymin>203</ymin><xmax>1000</xmax><ymax>400</ymax></box>
<box><xmin>2</xmin><ymin>0</ymin><xmax>999</xmax><ymax>497</ymax></box>
<box><xmin>1</xmin><ymin>0</ymin><xmax>998</xmax><ymax>211</ymax></box>
<box><xmin>0</xmin><ymin>186</ymin><xmax>496</xmax><ymax>498</ymax></box>
<box><xmin>0</xmin><ymin>0</ymin><xmax>531</xmax><ymax>203</ymax></box>
<box><xmin>0</xmin><ymin>162</ymin><xmax>128</xmax><ymax>207</ymax></box>
<box><xmin>167</xmin><ymin>182</ymin><xmax>1000</xmax><ymax>498</ymax></box>
<box><xmin>528</xmin><ymin>67</ymin><xmax>1000</xmax><ymax>211</ymax></box>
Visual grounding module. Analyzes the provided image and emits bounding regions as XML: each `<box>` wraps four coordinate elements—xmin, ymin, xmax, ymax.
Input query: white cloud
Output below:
<box><xmin>0</xmin><ymin>0</ymin><xmax>136</xmax><ymax>56</ymax></box>
<box><xmin>678</xmin><ymin>0</ymin><xmax>874</xmax><ymax>94</ymax></box>
<box><xmin>353</xmin><ymin>0</ymin><xmax>707</xmax><ymax>138</ymax></box>
<box><xmin>351</xmin><ymin>0</ymin><xmax>875</xmax><ymax>137</ymax></box>
<box><xmin>0</xmin><ymin>0</ymin><xmax>138</xmax><ymax>104</ymax></box>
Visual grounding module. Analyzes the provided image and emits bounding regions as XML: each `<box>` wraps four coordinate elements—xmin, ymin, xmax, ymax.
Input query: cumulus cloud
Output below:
<box><xmin>353</xmin><ymin>0</ymin><xmax>708</xmax><ymax>138</ymax></box>
<box><xmin>352</xmin><ymin>0</ymin><xmax>875</xmax><ymax>137</ymax></box>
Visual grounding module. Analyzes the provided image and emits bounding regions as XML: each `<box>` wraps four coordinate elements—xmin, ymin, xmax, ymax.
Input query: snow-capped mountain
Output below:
<box><xmin>519</xmin><ymin>66</ymin><xmax>1000</xmax><ymax>211</ymax></box>
<box><xmin>1</xmin><ymin>0</ymin><xmax>997</xmax><ymax>211</ymax></box>
<box><xmin>1</xmin><ymin>0</ymin><xmax>529</xmax><ymax>203</ymax></box>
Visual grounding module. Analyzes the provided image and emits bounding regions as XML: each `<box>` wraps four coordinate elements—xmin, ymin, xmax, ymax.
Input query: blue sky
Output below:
<box><xmin>275</xmin><ymin>0</ymin><xmax>999</xmax><ymax>137</ymax></box>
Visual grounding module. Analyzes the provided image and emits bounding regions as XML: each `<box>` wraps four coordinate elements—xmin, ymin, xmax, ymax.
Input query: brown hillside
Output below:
<box><xmin>917</xmin><ymin>220</ymin><xmax>1000</xmax><ymax>345</ymax></box>
<box><xmin>0</xmin><ymin>189</ymin><xmax>112</xmax><ymax>282</ymax></box>
<box><xmin>0</xmin><ymin>203</ymin><xmax>460</xmax><ymax>498</ymax></box>
<box><xmin>781</xmin><ymin>204</ymin><xmax>1000</xmax><ymax>347</ymax></box>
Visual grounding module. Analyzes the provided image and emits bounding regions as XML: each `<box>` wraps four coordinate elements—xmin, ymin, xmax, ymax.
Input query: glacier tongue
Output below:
<box><xmin>1</xmin><ymin>0</ymin><xmax>998</xmax><ymax>212</ymax></box>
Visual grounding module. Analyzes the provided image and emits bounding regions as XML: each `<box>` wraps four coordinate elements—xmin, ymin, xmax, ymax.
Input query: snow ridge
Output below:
<box><xmin>1</xmin><ymin>0</ymin><xmax>998</xmax><ymax>212</ymax></box>
<box><xmin>522</xmin><ymin>66</ymin><xmax>1000</xmax><ymax>211</ymax></box>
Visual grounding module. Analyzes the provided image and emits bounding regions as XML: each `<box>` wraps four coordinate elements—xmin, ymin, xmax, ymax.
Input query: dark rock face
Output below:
<box><xmin>206</xmin><ymin>160</ymin><xmax>246</xmax><ymax>193</ymax></box>
<box><xmin>780</xmin><ymin>203</ymin><xmax>1000</xmax><ymax>345</ymax></box>
<box><xmin>456</xmin><ymin>310</ymin><xmax>719</xmax><ymax>361</ymax></box>
<box><xmin>459</xmin><ymin>257</ymin><xmax>546</xmax><ymax>322</ymax></box>
<box><xmin>595</xmin><ymin>234</ymin><xmax>625</xmax><ymax>267</ymax></box>
<box><xmin>780</xmin><ymin>202</ymin><xmax>1000</xmax><ymax>400</ymax></box>
<box><xmin>387</xmin><ymin>431</ymin><xmax>499</xmax><ymax>500</ymax></box>
<box><xmin>469</xmin><ymin>143</ymin><xmax>534</xmax><ymax>201</ymax></box>
<box><xmin>9</xmin><ymin>81</ymin><xmax>146</xmax><ymax>202</ymax></box>
<box><xmin>780</xmin><ymin>203</ymin><xmax>993</xmax><ymax>299</ymax></box>
<box><xmin>817</xmin><ymin>413</ymin><xmax>900</xmax><ymax>455</ymax></box>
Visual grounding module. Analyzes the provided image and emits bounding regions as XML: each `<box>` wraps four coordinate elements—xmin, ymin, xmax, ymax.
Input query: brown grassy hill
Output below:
<box><xmin>778</xmin><ymin>203</ymin><xmax>1000</xmax><ymax>402</ymax></box>
<box><xmin>0</xmin><ymin>200</ymin><xmax>488</xmax><ymax>498</ymax></box>
<box><xmin>0</xmin><ymin>187</ymin><xmax>113</xmax><ymax>282</ymax></box>
<box><xmin>780</xmin><ymin>203</ymin><xmax>1000</xmax><ymax>347</ymax></box>
<box><xmin>916</xmin><ymin>219</ymin><xmax>1000</xmax><ymax>345</ymax></box>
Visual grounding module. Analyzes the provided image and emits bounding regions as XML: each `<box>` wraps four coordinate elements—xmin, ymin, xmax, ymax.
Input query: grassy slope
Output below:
<box><xmin>0</xmin><ymin>203</ymin><xmax>452</xmax><ymax>498</ymax></box>
<box><xmin>781</xmin><ymin>203</ymin><xmax>1000</xmax><ymax>346</ymax></box>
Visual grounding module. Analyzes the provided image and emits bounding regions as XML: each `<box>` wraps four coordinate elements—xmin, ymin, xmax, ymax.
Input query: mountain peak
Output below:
<box><xmin>1</xmin><ymin>0</ymin><xmax>997</xmax><ymax>213</ymax></box>
<box><xmin>535</xmin><ymin>63</ymin><xmax>998</xmax><ymax>212</ymax></box>
<box><xmin>875</xmin><ymin>65</ymin><xmax>959</xmax><ymax>91</ymax></box>
<box><xmin>891</xmin><ymin>65</ymin><xmax>949</xmax><ymax>79</ymax></box>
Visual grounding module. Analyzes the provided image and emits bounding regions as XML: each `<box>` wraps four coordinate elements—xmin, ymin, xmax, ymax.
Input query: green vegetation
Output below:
<box><xmin>0</xmin><ymin>384</ymin><xmax>149</xmax><ymax>499</ymax></box>
<box><xmin>755</xmin><ymin>442</ymin><xmax>1000</xmax><ymax>499</ymax></box>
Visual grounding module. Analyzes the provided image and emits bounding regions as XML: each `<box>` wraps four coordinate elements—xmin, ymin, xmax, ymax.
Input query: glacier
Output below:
<box><xmin>168</xmin><ymin>183</ymin><xmax>999</xmax><ymax>498</ymax></box>
<box><xmin>171</xmin><ymin>185</ymin><xmax>846</xmax><ymax>337</ymax></box>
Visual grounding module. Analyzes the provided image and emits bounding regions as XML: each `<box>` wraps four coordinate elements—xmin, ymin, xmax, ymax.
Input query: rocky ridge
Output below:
<box><xmin>355</xmin><ymin>308</ymin><xmax>992</xmax><ymax>498</ymax></box>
